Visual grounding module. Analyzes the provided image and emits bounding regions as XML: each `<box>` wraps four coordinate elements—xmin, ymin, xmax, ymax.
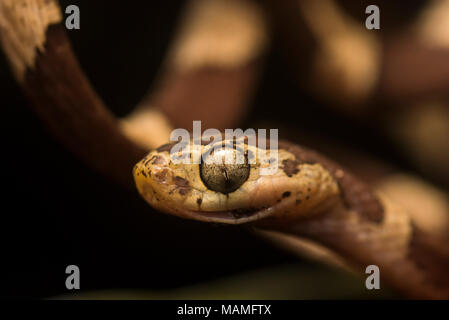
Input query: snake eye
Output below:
<box><xmin>200</xmin><ymin>147</ymin><xmax>250</xmax><ymax>194</ymax></box>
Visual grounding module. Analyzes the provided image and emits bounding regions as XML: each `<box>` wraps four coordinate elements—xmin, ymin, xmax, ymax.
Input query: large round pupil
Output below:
<box><xmin>200</xmin><ymin>147</ymin><xmax>250</xmax><ymax>194</ymax></box>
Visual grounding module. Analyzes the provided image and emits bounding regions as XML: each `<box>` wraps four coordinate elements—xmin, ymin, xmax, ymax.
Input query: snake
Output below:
<box><xmin>133</xmin><ymin>137</ymin><xmax>449</xmax><ymax>299</ymax></box>
<box><xmin>2</xmin><ymin>0</ymin><xmax>449</xmax><ymax>300</ymax></box>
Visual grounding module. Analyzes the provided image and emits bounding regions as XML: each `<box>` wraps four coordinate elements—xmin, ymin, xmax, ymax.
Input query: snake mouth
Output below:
<box><xmin>193</xmin><ymin>207</ymin><xmax>262</xmax><ymax>222</ymax></box>
<box><xmin>185</xmin><ymin>208</ymin><xmax>264</xmax><ymax>224</ymax></box>
<box><xmin>182</xmin><ymin>197</ymin><xmax>294</xmax><ymax>225</ymax></box>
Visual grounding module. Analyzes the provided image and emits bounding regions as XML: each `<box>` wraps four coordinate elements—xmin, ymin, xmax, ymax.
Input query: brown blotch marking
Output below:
<box><xmin>281</xmin><ymin>159</ymin><xmax>301</xmax><ymax>177</ymax></box>
<box><xmin>154</xmin><ymin>169</ymin><xmax>169</xmax><ymax>182</ymax></box>
<box><xmin>337</xmin><ymin>179</ymin><xmax>384</xmax><ymax>223</ymax></box>
<box><xmin>280</xmin><ymin>140</ymin><xmax>385</xmax><ymax>223</ymax></box>
<box><xmin>197</xmin><ymin>198</ymin><xmax>202</xmax><ymax>206</ymax></box>
<box><xmin>151</xmin><ymin>155</ymin><xmax>165</xmax><ymax>165</ymax></box>
<box><xmin>282</xmin><ymin>191</ymin><xmax>291</xmax><ymax>198</ymax></box>
<box><xmin>141</xmin><ymin>170</ymin><xmax>147</xmax><ymax>178</ymax></box>
<box><xmin>156</xmin><ymin>143</ymin><xmax>175</xmax><ymax>153</ymax></box>
<box><xmin>174</xmin><ymin>176</ymin><xmax>191</xmax><ymax>195</ymax></box>
<box><xmin>174</xmin><ymin>176</ymin><xmax>189</xmax><ymax>187</ymax></box>
<box><xmin>296</xmin><ymin>200</ymin><xmax>302</xmax><ymax>205</ymax></box>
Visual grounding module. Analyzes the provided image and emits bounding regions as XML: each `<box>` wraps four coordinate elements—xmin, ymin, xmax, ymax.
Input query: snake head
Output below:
<box><xmin>133</xmin><ymin>139</ymin><xmax>340</xmax><ymax>225</ymax></box>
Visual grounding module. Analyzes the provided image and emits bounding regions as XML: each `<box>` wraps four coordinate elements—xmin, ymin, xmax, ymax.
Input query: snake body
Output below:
<box><xmin>134</xmin><ymin>138</ymin><xmax>449</xmax><ymax>299</ymax></box>
<box><xmin>2</xmin><ymin>0</ymin><xmax>449</xmax><ymax>300</ymax></box>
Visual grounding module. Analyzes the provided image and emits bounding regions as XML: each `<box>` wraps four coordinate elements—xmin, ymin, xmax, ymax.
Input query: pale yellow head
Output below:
<box><xmin>133</xmin><ymin>139</ymin><xmax>340</xmax><ymax>224</ymax></box>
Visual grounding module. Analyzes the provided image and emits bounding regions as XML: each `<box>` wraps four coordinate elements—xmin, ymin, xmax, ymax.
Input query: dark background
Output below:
<box><xmin>0</xmin><ymin>1</ymin><xmax>420</xmax><ymax>299</ymax></box>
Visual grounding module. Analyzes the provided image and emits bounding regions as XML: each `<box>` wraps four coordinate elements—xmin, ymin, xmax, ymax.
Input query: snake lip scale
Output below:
<box><xmin>175</xmin><ymin>197</ymin><xmax>296</xmax><ymax>225</ymax></box>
